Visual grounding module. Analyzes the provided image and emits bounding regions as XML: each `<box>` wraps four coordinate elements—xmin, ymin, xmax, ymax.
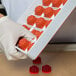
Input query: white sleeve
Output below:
<box><xmin>2</xmin><ymin>0</ymin><xmax>10</xmax><ymax>16</ymax></box>
<box><xmin>2</xmin><ymin>0</ymin><xmax>35</xmax><ymax>22</ymax></box>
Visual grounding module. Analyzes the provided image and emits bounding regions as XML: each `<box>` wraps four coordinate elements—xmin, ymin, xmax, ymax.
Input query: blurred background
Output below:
<box><xmin>50</xmin><ymin>8</ymin><xmax>76</xmax><ymax>43</ymax></box>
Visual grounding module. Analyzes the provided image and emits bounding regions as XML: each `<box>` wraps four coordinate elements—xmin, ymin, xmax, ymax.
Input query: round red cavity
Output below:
<box><xmin>35</xmin><ymin>6</ymin><xmax>44</xmax><ymax>16</ymax></box>
<box><xmin>18</xmin><ymin>38</ymin><xmax>31</xmax><ymax>50</ymax></box>
<box><xmin>42</xmin><ymin>65</ymin><xmax>51</xmax><ymax>73</ymax></box>
<box><xmin>27</xmin><ymin>15</ymin><xmax>36</xmax><ymax>25</ymax></box>
<box><xmin>44</xmin><ymin>7</ymin><xmax>54</xmax><ymax>18</ymax></box>
<box><xmin>36</xmin><ymin>18</ymin><xmax>46</xmax><ymax>28</ymax></box>
<box><xmin>52</xmin><ymin>0</ymin><xmax>62</xmax><ymax>7</ymax></box>
<box><xmin>29</xmin><ymin>65</ymin><xmax>39</xmax><ymax>74</ymax></box>
<box><xmin>32</xmin><ymin>30</ymin><xmax>43</xmax><ymax>38</ymax></box>
<box><xmin>33</xmin><ymin>57</ymin><xmax>41</xmax><ymax>64</ymax></box>
<box><xmin>42</xmin><ymin>0</ymin><xmax>52</xmax><ymax>6</ymax></box>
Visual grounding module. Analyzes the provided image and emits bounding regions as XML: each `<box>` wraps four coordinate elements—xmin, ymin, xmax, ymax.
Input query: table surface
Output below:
<box><xmin>0</xmin><ymin>51</ymin><xmax>76</xmax><ymax>76</ymax></box>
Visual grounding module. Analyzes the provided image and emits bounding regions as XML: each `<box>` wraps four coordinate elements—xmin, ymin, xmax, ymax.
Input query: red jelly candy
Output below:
<box><xmin>32</xmin><ymin>30</ymin><xmax>43</xmax><ymax>38</ymax></box>
<box><xmin>44</xmin><ymin>7</ymin><xmax>54</xmax><ymax>18</ymax></box>
<box><xmin>35</xmin><ymin>6</ymin><xmax>44</xmax><ymax>16</ymax></box>
<box><xmin>18</xmin><ymin>38</ymin><xmax>31</xmax><ymax>50</ymax></box>
<box><xmin>33</xmin><ymin>57</ymin><xmax>41</xmax><ymax>64</ymax></box>
<box><xmin>52</xmin><ymin>0</ymin><xmax>62</xmax><ymax>7</ymax></box>
<box><xmin>36</xmin><ymin>18</ymin><xmax>46</xmax><ymax>28</ymax></box>
<box><xmin>42</xmin><ymin>65</ymin><xmax>51</xmax><ymax>73</ymax></box>
<box><xmin>29</xmin><ymin>65</ymin><xmax>39</xmax><ymax>74</ymax></box>
<box><xmin>53</xmin><ymin>8</ymin><xmax>61</xmax><ymax>16</ymax></box>
<box><xmin>42</xmin><ymin>0</ymin><xmax>52</xmax><ymax>6</ymax></box>
<box><xmin>22</xmin><ymin>25</ymin><xmax>30</xmax><ymax>30</ymax></box>
<box><xmin>27</xmin><ymin>15</ymin><xmax>36</xmax><ymax>25</ymax></box>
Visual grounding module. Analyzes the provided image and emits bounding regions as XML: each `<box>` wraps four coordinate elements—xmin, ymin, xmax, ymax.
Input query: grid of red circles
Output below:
<box><xmin>20</xmin><ymin>0</ymin><xmax>67</xmax><ymax>51</ymax></box>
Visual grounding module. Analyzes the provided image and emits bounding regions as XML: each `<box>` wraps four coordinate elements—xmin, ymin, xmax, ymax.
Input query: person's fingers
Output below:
<box><xmin>7</xmin><ymin>36</ymin><xmax>27</xmax><ymax>60</ymax></box>
<box><xmin>20</xmin><ymin>27</ymin><xmax>36</xmax><ymax>41</ymax></box>
<box><xmin>5</xmin><ymin>54</ymin><xmax>18</xmax><ymax>61</ymax></box>
<box><xmin>0</xmin><ymin>17</ymin><xmax>28</xmax><ymax>60</ymax></box>
<box><xmin>0</xmin><ymin>33</ymin><xmax>18</xmax><ymax>60</ymax></box>
<box><xmin>11</xmin><ymin>52</ymin><xmax>27</xmax><ymax>59</ymax></box>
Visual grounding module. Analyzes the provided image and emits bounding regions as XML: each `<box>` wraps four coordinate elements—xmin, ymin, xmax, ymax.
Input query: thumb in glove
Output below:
<box><xmin>0</xmin><ymin>16</ymin><xmax>36</xmax><ymax>60</ymax></box>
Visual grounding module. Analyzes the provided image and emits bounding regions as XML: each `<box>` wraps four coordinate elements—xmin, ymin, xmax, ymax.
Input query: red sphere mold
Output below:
<box><xmin>42</xmin><ymin>0</ymin><xmax>52</xmax><ymax>6</ymax></box>
<box><xmin>52</xmin><ymin>0</ymin><xmax>62</xmax><ymax>7</ymax></box>
<box><xmin>36</xmin><ymin>18</ymin><xmax>46</xmax><ymax>28</ymax></box>
<box><xmin>27</xmin><ymin>15</ymin><xmax>36</xmax><ymax>25</ymax></box>
<box><xmin>44</xmin><ymin>7</ymin><xmax>54</xmax><ymax>18</ymax></box>
<box><xmin>18</xmin><ymin>38</ymin><xmax>31</xmax><ymax>50</ymax></box>
<box><xmin>35</xmin><ymin>6</ymin><xmax>44</xmax><ymax>16</ymax></box>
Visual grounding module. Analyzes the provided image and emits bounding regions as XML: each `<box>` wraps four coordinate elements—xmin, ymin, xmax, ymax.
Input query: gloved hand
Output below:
<box><xmin>0</xmin><ymin>16</ymin><xmax>36</xmax><ymax>60</ymax></box>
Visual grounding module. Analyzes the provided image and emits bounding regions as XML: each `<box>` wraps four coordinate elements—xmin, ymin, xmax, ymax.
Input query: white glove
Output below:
<box><xmin>0</xmin><ymin>16</ymin><xmax>36</xmax><ymax>60</ymax></box>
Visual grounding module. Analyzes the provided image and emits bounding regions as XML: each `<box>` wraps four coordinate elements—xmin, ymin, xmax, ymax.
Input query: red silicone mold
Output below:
<box><xmin>36</xmin><ymin>17</ymin><xmax>46</xmax><ymax>28</ymax></box>
<box><xmin>42</xmin><ymin>0</ymin><xmax>52</xmax><ymax>6</ymax></box>
<box><xmin>27</xmin><ymin>15</ymin><xmax>36</xmax><ymax>25</ymax></box>
<box><xmin>18</xmin><ymin>38</ymin><xmax>31</xmax><ymax>50</ymax></box>
<box><xmin>44</xmin><ymin>7</ymin><xmax>54</xmax><ymax>18</ymax></box>
<box><xmin>52</xmin><ymin>0</ymin><xmax>62</xmax><ymax>7</ymax></box>
<box><xmin>35</xmin><ymin>6</ymin><xmax>44</xmax><ymax>16</ymax></box>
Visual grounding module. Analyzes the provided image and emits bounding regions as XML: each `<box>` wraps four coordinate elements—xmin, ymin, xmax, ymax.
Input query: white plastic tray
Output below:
<box><xmin>16</xmin><ymin>0</ymin><xmax>76</xmax><ymax>60</ymax></box>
